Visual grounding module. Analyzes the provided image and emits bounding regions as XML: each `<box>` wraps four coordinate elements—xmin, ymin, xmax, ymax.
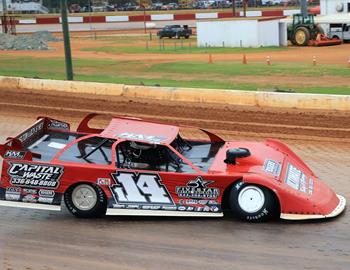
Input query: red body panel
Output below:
<box><xmin>0</xmin><ymin>115</ymin><xmax>345</xmax><ymax>219</ymax></box>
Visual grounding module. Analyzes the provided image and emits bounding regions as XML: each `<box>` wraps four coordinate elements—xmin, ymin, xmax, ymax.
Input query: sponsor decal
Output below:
<box><xmin>23</xmin><ymin>188</ymin><xmax>38</xmax><ymax>195</ymax></box>
<box><xmin>308</xmin><ymin>179</ymin><xmax>314</xmax><ymax>195</ymax></box>
<box><xmin>22</xmin><ymin>194</ymin><xmax>37</xmax><ymax>203</ymax></box>
<box><xmin>8</xmin><ymin>163</ymin><xmax>63</xmax><ymax>189</ymax></box>
<box><xmin>96</xmin><ymin>178</ymin><xmax>111</xmax><ymax>186</ymax></box>
<box><xmin>117</xmin><ymin>132</ymin><xmax>167</xmax><ymax>144</ymax></box>
<box><xmin>263</xmin><ymin>159</ymin><xmax>281</xmax><ymax>177</ymax></box>
<box><xmin>38</xmin><ymin>189</ymin><xmax>55</xmax><ymax>198</ymax></box>
<box><xmin>38</xmin><ymin>197</ymin><xmax>54</xmax><ymax>204</ymax></box>
<box><xmin>111</xmin><ymin>204</ymin><xmax>219</xmax><ymax>212</ymax></box>
<box><xmin>48</xmin><ymin>120</ymin><xmax>69</xmax><ymax>130</ymax></box>
<box><xmin>179</xmin><ymin>199</ymin><xmax>218</xmax><ymax>206</ymax></box>
<box><xmin>285</xmin><ymin>164</ymin><xmax>303</xmax><ymax>190</ymax></box>
<box><xmin>5</xmin><ymin>187</ymin><xmax>21</xmax><ymax>201</ymax></box>
<box><xmin>176</xmin><ymin>176</ymin><xmax>219</xmax><ymax>199</ymax></box>
<box><xmin>18</xmin><ymin>121</ymin><xmax>44</xmax><ymax>143</ymax></box>
<box><xmin>285</xmin><ymin>164</ymin><xmax>313</xmax><ymax>195</ymax></box>
<box><xmin>4</xmin><ymin>150</ymin><xmax>26</xmax><ymax>160</ymax></box>
<box><xmin>110</xmin><ymin>172</ymin><xmax>174</xmax><ymax>206</ymax></box>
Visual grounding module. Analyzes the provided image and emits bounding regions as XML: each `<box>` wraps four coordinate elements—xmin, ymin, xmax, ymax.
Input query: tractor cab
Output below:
<box><xmin>292</xmin><ymin>14</ymin><xmax>315</xmax><ymax>26</ymax></box>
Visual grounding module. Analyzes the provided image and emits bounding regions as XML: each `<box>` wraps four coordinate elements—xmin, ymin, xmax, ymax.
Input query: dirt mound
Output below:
<box><xmin>0</xmin><ymin>31</ymin><xmax>60</xmax><ymax>50</ymax></box>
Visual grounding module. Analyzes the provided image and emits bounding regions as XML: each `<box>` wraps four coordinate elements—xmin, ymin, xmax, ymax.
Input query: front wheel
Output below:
<box><xmin>293</xmin><ymin>27</ymin><xmax>310</xmax><ymax>46</ymax></box>
<box><xmin>229</xmin><ymin>181</ymin><xmax>278</xmax><ymax>222</ymax></box>
<box><xmin>64</xmin><ymin>183</ymin><xmax>107</xmax><ymax>218</ymax></box>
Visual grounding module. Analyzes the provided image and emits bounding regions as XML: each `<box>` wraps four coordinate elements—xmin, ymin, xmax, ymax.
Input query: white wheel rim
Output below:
<box><xmin>238</xmin><ymin>186</ymin><xmax>265</xmax><ymax>213</ymax></box>
<box><xmin>72</xmin><ymin>185</ymin><xmax>97</xmax><ymax>211</ymax></box>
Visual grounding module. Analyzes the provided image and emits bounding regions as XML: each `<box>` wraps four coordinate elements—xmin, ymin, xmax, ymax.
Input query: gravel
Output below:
<box><xmin>0</xmin><ymin>31</ymin><xmax>60</xmax><ymax>50</ymax></box>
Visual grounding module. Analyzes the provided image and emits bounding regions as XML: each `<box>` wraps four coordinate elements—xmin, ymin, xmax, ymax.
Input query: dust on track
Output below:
<box><xmin>0</xmin><ymin>88</ymin><xmax>349</xmax><ymax>270</ymax></box>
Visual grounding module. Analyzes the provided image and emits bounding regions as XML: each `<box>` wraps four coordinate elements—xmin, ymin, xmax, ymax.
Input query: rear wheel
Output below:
<box><xmin>294</xmin><ymin>27</ymin><xmax>310</xmax><ymax>46</ymax></box>
<box><xmin>229</xmin><ymin>181</ymin><xmax>278</xmax><ymax>222</ymax></box>
<box><xmin>64</xmin><ymin>183</ymin><xmax>106</xmax><ymax>218</ymax></box>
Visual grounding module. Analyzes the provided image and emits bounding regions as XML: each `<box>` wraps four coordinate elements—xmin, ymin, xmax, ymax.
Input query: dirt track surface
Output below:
<box><xmin>0</xmin><ymin>88</ymin><xmax>349</xmax><ymax>270</ymax></box>
<box><xmin>3</xmin><ymin>36</ymin><xmax>350</xmax><ymax>65</ymax></box>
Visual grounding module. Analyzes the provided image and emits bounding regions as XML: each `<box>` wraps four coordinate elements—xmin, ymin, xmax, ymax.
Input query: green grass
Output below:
<box><xmin>82</xmin><ymin>43</ymin><xmax>287</xmax><ymax>54</ymax></box>
<box><xmin>0</xmin><ymin>56</ymin><xmax>349</xmax><ymax>95</ymax></box>
<box><xmin>149</xmin><ymin>61</ymin><xmax>350</xmax><ymax>77</ymax></box>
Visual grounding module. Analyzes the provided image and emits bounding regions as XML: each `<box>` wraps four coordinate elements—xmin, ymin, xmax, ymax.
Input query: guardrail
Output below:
<box><xmin>7</xmin><ymin>9</ymin><xmax>300</xmax><ymax>25</ymax></box>
<box><xmin>0</xmin><ymin>76</ymin><xmax>349</xmax><ymax>111</ymax></box>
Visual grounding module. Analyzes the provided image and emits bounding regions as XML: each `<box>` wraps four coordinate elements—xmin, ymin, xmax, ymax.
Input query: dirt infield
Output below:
<box><xmin>0</xmin><ymin>88</ymin><xmax>349</xmax><ymax>270</ymax></box>
<box><xmin>2</xmin><ymin>34</ymin><xmax>349</xmax><ymax>93</ymax></box>
<box><xmin>3</xmin><ymin>37</ymin><xmax>350</xmax><ymax>65</ymax></box>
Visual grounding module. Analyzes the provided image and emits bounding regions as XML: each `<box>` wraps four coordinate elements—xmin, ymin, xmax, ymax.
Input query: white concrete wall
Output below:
<box><xmin>197</xmin><ymin>20</ymin><xmax>259</xmax><ymax>47</ymax></box>
<box><xmin>151</xmin><ymin>14</ymin><xmax>174</xmax><ymax>21</ymax></box>
<box><xmin>321</xmin><ymin>0</ymin><xmax>350</xmax><ymax>15</ymax></box>
<box><xmin>258</xmin><ymin>20</ymin><xmax>280</xmax><ymax>47</ymax></box>
<box><xmin>197</xmin><ymin>19</ymin><xmax>281</xmax><ymax>48</ymax></box>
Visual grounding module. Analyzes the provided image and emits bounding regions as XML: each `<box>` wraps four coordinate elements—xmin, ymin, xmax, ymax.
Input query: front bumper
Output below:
<box><xmin>280</xmin><ymin>194</ymin><xmax>346</xmax><ymax>220</ymax></box>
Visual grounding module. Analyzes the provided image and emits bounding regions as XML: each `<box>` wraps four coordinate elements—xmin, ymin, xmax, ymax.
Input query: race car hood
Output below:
<box><xmin>209</xmin><ymin>139</ymin><xmax>286</xmax><ymax>175</ymax></box>
<box><xmin>209</xmin><ymin>139</ymin><xmax>346</xmax><ymax>219</ymax></box>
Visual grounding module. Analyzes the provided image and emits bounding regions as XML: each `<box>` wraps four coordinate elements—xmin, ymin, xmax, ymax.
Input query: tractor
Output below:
<box><xmin>287</xmin><ymin>13</ymin><xmax>342</xmax><ymax>46</ymax></box>
<box><xmin>287</xmin><ymin>14</ymin><xmax>322</xmax><ymax>46</ymax></box>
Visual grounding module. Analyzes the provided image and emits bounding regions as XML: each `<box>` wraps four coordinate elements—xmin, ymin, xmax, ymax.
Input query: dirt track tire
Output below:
<box><xmin>64</xmin><ymin>183</ymin><xmax>106</xmax><ymax>218</ymax></box>
<box><xmin>229</xmin><ymin>181</ymin><xmax>278</xmax><ymax>222</ymax></box>
<box><xmin>185</xmin><ymin>35</ymin><xmax>190</xmax><ymax>39</ymax></box>
<box><xmin>294</xmin><ymin>27</ymin><xmax>310</xmax><ymax>46</ymax></box>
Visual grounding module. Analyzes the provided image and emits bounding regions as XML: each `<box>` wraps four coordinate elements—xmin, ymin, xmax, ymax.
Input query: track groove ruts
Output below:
<box><xmin>0</xmin><ymin>88</ymin><xmax>349</xmax><ymax>140</ymax></box>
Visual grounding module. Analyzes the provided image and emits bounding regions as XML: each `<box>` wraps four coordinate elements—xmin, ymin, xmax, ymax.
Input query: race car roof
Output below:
<box><xmin>100</xmin><ymin>118</ymin><xmax>179</xmax><ymax>144</ymax></box>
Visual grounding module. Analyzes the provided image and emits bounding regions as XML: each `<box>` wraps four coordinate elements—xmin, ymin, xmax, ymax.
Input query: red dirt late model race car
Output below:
<box><xmin>0</xmin><ymin>114</ymin><xmax>346</xmax><ymax>222</ymax></box>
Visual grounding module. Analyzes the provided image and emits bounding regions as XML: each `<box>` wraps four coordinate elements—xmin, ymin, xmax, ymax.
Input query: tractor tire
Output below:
<box><xmin>294</xmin><ymin>27</ymin><xmax>311</xmax><ymax>46</ymax></box>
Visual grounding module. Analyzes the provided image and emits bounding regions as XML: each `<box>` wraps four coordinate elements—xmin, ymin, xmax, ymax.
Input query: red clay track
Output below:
<box><xmin>0</xmin><ymin>88</ymin><xmax>349</xmax><ymax>270</ymax></box>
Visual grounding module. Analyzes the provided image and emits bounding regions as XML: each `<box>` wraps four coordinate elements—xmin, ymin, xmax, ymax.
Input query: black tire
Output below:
<box><xmin>229</xmin><ymin>181</ymin><xmax>278</xmax><ymax>222</ymax></box>
<box><xmin>64</xmin><ymin>183</ymin><xmax>107</xmax><ymax>218</ymax></box>
<box><xmin>159</xmin><ymin>35</ymin><xmax>163</xmax><ymax>39</ymax></box>
<box><xmin>185</xmin><ymin>35</ymin><xmax>190</xmax><ymax>39</ymax></box>
<box><xmin>293</xmin><ymin>27</ymin><xmax>310</xmax><ymax>46</ymax></box>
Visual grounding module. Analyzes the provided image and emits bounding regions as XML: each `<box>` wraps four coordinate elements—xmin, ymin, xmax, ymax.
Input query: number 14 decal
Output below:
<box><xmin>110</xmin><ymin>172</ymin><xmax>175</xmax><ymax>205</ymax></box>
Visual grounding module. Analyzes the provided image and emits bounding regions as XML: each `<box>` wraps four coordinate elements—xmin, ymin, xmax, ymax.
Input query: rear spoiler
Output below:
<box><xmin>77</xmin><ymin>113</ymin><xmax>224</xmax><ymax>143</ymax></box>
<box><xmin>0</xmin><ymin>116</ymin><xmax>70</xmax><ymax>158</ymax></box>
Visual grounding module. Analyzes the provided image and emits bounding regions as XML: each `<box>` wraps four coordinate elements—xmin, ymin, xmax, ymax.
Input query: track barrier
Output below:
<box><xmin>0</xmin><ymin>76</ymin><xmax>349</xmax><ymax>111</ymax></box>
